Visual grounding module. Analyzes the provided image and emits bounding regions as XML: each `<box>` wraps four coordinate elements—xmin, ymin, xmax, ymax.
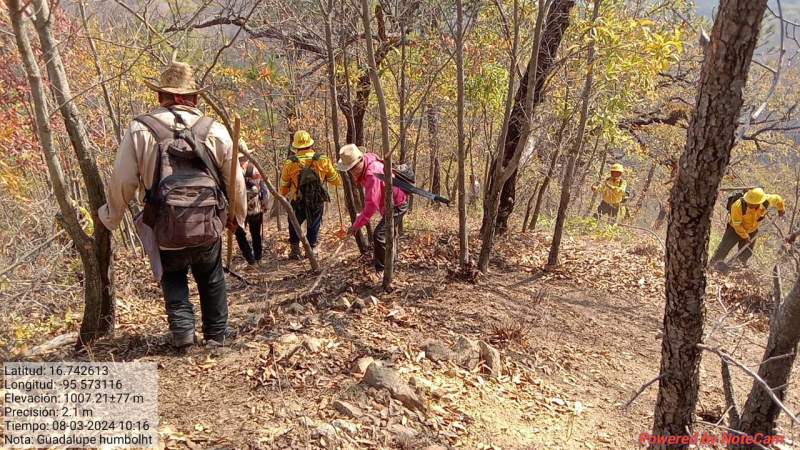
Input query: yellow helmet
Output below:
<box><xmin>610</xmin><ymin>163</ymin><xmax>624</xmax><ymax>173</ymax></box>
<box><xmin>292</xmin><ymin>130</ymin><xmax>315</xmax><ymax>149</ymax></box>
<box><xmin>743</xmin><ymin>187</ymin><xmax>767</xmax><ymax>205</ymax></box>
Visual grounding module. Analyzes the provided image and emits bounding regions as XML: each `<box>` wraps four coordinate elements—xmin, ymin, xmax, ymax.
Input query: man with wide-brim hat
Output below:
<box><xmin>99</xmin><ymin>59</ymin><xmax>246</xmax><ymax>348</ymax></box>
<box><xmin>279</xmin><ymin>130</ymin><xmax>341</xmax><ymax>259</ymax></box>
<box><xmin>592</xmin><ymin>162</ymin><xmax>628</xmax><ymax>221</ymax></box>
<box><xmin>710</xmin><ymin>187</ymin><xmax>785</xmax><ymax>268</ymax></box>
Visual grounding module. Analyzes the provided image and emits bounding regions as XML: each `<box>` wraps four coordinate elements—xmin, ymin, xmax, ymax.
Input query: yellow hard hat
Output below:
<box><xmin>292</xmin><ymin>130</ymin><xmax>314</xmax><ymax>149</ymax></box>
<box><xmin>743</xmin><ymin>187</ymin><xmax>767</xmax><ymax>205</ymax></box>
<box><xmin>610</xmin><ymin>163</ymin><xmax>624</xmax><ymax>173</ymax></box>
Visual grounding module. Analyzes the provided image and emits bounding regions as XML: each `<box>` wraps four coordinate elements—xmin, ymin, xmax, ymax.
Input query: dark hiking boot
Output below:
<box><xmin>171</xmin><ymin>332</ymin><xmax>196</xmax><ymax>349</ymax></box>
<box><xmin>289</xmin><ymin>243</ymin><xmax>303</xmax><ymax>260</ymax></box>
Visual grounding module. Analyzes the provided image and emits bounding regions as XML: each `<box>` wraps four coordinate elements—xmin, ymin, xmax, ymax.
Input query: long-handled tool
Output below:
<box><xmin>226</xmin><ymin>114</ymin><xmax>241</xmax><ymax>269</ymax></box>
<box><xmin>305</xmin><ymin>239</ymin><xmax>346</xmax><ymax>296</ymax></box>
<box><xmin>713</xmin><ymin>238</ymin><xmax>757</xmax><ymax>273</ymax></box>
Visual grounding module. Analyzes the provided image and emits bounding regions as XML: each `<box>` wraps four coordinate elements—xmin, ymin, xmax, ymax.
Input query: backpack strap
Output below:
<box><xmin>188</xmin><ymin>116</ymin><xmax>227</xmax><ymax>199</ymax></box>
<box><xmin>133</xmin><ymin>114</ymin><xmax>174</xmax><ymax>201</ymax></box>
<box><xmin>134</xmin><ymin>114</ymin><xmax>174</xmax><ymax>142</ymax></box>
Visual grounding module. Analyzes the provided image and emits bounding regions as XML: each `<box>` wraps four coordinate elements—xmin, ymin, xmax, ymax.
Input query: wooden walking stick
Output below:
<box><xmin>226</xmin><ymin>114</ymin><xmax>241</xmax><ymax>269</ymax></box>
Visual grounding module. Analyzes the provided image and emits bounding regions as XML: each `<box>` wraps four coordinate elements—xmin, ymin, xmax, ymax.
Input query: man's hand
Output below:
<box><xmin>226</xmin><ymin>219</ymin><xmax>238</xmax><ymax>233</ymax></box>
<box><xmin>346</xmin><ymin>225</ymin><xmax>357</xmax><ymax>238</ymax></box>
<box><xmin>779</xmin><ymin>210</ymin><xmax>786</xmax><ymax>218</ymax></box>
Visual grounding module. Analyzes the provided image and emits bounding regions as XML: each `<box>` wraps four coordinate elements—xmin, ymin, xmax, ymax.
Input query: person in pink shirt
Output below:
<box><xmin>337</xmin><ymin>144</ymin><xmax>408</xmax><ymax>273</ymax></box>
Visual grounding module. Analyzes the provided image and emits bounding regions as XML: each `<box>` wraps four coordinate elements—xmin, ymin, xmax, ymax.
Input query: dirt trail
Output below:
<box><xmin>15</xmin><ymin>221</ymin><xmax>800</xmax><ymax>449</ymax></box>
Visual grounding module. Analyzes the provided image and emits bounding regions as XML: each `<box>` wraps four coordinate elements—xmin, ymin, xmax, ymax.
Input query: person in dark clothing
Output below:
<box><xmin>235</xmin><ymin>149</ymin><xmax>269</xmax><ymax>264</ymax></box>
<box><xmin>160</xmin><ymin>241</ymin><xmax>228</xmax><ymax>343</ymax></box>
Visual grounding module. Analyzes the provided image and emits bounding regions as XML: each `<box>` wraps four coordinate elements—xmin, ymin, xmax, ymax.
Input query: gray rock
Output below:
<box><xmin>303</xmin><ymin>336</ymin><xmax>323</xmax><ymax>353</ymax></box>
<box><xmin>285</xmin><ymin>302</ymin><xmax>305</xmax><ymax>315</ymax></box>
<box><xmin>333</xmin><ymin>297</ymin><xmax>351</xmax><ymax>311</ymax></box>
<box><xmin>352</xmin><ymin>297</ymin><xmax>367</xmax><ymax>310</ymax></box>
<box><xmin>333</xmin><ymin>400</ymin><xmax>363</xmax><ymax>418</ymax></box>
<box><xmin>351</xmin><ymin>356</ymin><xmax>375</xmax><ymax>375</ymax></box>
<box><xmin>388</xmin><ymin>423</ymin><xmax>418</xmax><ymax>441</ymax></box>
<box><xmin>422</xmin><ymin>339</ymin><xmax>451</xmax><ymax>363</ymax></box>
<box><xmin>313</xmin><ymin>423</ymin><xmax>338</xmax><ymax>447</ymax></box>
<box><xmin>368</xmin><ymin>295</ymin><xmax>380</xmax><ymax>307</ymax></box>
<box><xmin>452</xmin><ymin>337</ymin><xmax>480</xmax><ymax>369</ymax></box>
<box><xmin>479</xmin><ymin>341</ymin><xmax>502</xmax><ymax>377</ymax></box>
<box><xmin>362</xmin><ymin>362</ymin><xmax>426</xmax><ymax>412</ymax></box>
<box><xmin>331</xmin><ymin>419</ymin><xmax>358</xmax><ymax>435</ymax></box>
<box><xmin>274</xmin><ymin>333</ymin><xmax>302</xmax><ymax>359</ymax></box>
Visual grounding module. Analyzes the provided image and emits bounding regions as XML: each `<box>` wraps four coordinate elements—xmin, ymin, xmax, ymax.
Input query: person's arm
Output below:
<box><xmin>322</xmin><ymin>157</ymin><xmax>342</xmax><ymax>187</ymax></box>
<box><xmin>608</xmin><ymin>179</ymin><xmax>626</xmax><ymax>194</ymax></box>
<box><xmin>730</xmin><ymin>202</ymin><xmax>750</xmax><ymax>239</ymax></box>
<box><xmin>279</xmin><ymin>162</ymin><xmax>293</xmax><ymax>197</ymax></box>
<box><xmin>352</xmin><ymin>175</ymin><xmax>380</xmax><ymax>231</ymax></box>
<box><xmin>98</xmin><ymin>127</ymin><xmax>144</xmax><ymax>230</ymax></box>
<box><xmin>767</xmin><ymin>194</ymin><xmax>786</xmax><ymax>215</ymax></box>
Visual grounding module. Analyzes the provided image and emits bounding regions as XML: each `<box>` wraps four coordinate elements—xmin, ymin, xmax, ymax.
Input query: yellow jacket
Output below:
<box><xmin>279</xmin><ymin>149</ymin><xmax>341</xmax><ymax>200</ymax></box>
<box><xmin>729</xmin><ymin>194</ymin><xmax>785</xmax><ymax>239</ymax></box>
<box><xmin>598</xmin><ymin>177</ymin><xmax>627</xmax><ymax>205</ymax></box>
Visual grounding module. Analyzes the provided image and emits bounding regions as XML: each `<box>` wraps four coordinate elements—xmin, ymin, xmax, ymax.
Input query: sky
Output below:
<box><xmin>695</xmin><ymin>0</ymin><xmax>800</xmax><ymax>19</ymax></box>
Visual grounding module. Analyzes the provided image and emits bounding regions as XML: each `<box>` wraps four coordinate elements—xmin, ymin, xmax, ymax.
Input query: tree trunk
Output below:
<box><xmin>547</xmin><ymin>0</ymin><xmax>601</xmax><ymax>267</ymax></box>
<box><xmin>426</xmin><ymin>102</ymin><xmax>442</xmax><ymax>199</ymax></box>
<box><xmin>455</xmin><ymin>0</ymin><xmax>469</xmax><ymax>268</ymax></box>
<box><xmin>322</xmin><ymin>0</ymin><xmax>368</xmax><ymax>253</ymax></box>
<box><xmin>361</xmin><ymin>0</ymin><xmax>395</xmax><ymax>291</ymax></box>
<box><xmin>734</xmin><ymin>272</ymin><xmax>800</xmax><ymax>445</ymax></box>
<box><xmin>633</xmin><ymin>160</ymin><xmax>657</xmax><ymax>216</ymax></box>
<box><xmin>30</xmin><ymin>0</ymin><xmax>115</xmax><ymax>345</ymax></box>
<box><xmin>489</xmin><ymin>0</ymin><xmax>576</xmax><ymax>235</ymax></box>
<box><xmin>584</xmin><ymin>147</ymin><xmax>608</xmax><ymax>216</ymax></box>
<box><xmin>521</xmin><ymin>183</ymin><xmax>539</xmax><ymax>233</ymax></box>
<box><xmin>651</xmin><ymin>0</ymin><xmax>768</xmax><ymax>445</ymax></box>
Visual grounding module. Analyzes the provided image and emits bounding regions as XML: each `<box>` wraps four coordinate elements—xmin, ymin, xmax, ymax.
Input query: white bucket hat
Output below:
<box><xmin>336</xmin><ymin>144</ymin><xmax>364</xmax><ymax>171</ymax></box>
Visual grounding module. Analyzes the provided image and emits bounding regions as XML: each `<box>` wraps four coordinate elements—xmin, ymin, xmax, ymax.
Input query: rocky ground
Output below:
<box><xmin>6</xmin><ymin>210</ymin><xmax>798</xmax><ymax>449</ymax></box>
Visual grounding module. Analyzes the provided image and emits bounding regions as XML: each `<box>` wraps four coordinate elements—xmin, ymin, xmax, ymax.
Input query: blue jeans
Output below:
<box><xmin>159</xmin><ymin>240</ymin><xmax>228</xmax><ymax>341</ymax></box>
<box><xmin>288</xmin><ymin>201</ymin><xmax>323</xmax><ymax>247</ymax></box>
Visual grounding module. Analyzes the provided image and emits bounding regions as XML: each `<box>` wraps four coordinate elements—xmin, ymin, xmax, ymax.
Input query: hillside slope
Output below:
<box><xmin>11</xmin><ymin>211</ymin><xmax>797</xmax><ymax>449</ymax></box>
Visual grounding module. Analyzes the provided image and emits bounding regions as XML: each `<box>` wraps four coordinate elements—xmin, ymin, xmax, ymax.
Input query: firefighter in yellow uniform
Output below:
<box><xmin>592</xmin><ymin>163</ymin><xmax>628</xmax><ymax>221</ymax></box>
<box><xmin>279</xmin><ymin>130</ymin><xmax>341</xmax><ymax>259</ymax></box>
<box><xmin>710</xmin><ymin>188</ymin><xmax>785</xmax><ymax>266</ymax></box>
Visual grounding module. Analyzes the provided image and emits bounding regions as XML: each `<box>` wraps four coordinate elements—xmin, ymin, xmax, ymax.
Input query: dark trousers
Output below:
<box><xmin>595</xmin><ymin>201</ymin><xmax>620</xmax><ymax>219</ymax></box>
<box><xmin>160</xmin><ymin>240</ymin><xmax>228</xmax><ymax>341</ymax></box>
<box><xmin>235</xmin><ymin>213</ymin><xmax>263</xmax><ymax>263</ymax></box>
<box><xmin>288</xmin><ymin>201</ymin><xmax>323</xmax><ymax>247</ymax></box>
<box><xmin>710</xmin><ymin>225</ymin><xmax>757</xmax><ymax>264</ymax></box>
<box><xmin>373</xmin><ymin>203</ymin><xmax>408</xmax><ymax>272</ymax></box>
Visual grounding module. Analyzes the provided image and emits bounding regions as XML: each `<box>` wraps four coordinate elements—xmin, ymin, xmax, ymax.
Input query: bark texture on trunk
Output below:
<box><xmin>489</xmin><ymin>0</ymin><xmax>576</xmax><ymax>235</ymax></box>
<box><xmin>455</xmin><ymin>0</ymin><xmax>469</xmax><ymax>268</ymax></box>
<box><xmin>651</xmin><ymin>0</ymin><xmax>768</xmax><ymax>445</ymax></box>
<box><xmin>734</xmin><ymin>278</ymin><xmax>800</xmax><ymax>444</ymax></box>
<box><xmin>360</xmin><ymin>0</ymin><xmax>395</xmax><ymax>290</ymax></box>
<box><xmin>547</xmin><ymin>0</ymin><xmax>600</xmax><ymax>267</ymax></box>
<box><xmin>322</xmin><ymin>0</ymin><xmax>368</xmax><ymax>253</ymax></box>
<box><xmin>29</xmin><ymin>0</ymin><xmax>116</xmax><ymax>345</ymax></box>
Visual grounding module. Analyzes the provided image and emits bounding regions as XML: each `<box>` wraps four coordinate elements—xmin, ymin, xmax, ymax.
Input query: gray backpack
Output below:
<box><xmin>136</xmin><ymin>110</ymin><xmax>228</xmax><ymax>249</ymax></box>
